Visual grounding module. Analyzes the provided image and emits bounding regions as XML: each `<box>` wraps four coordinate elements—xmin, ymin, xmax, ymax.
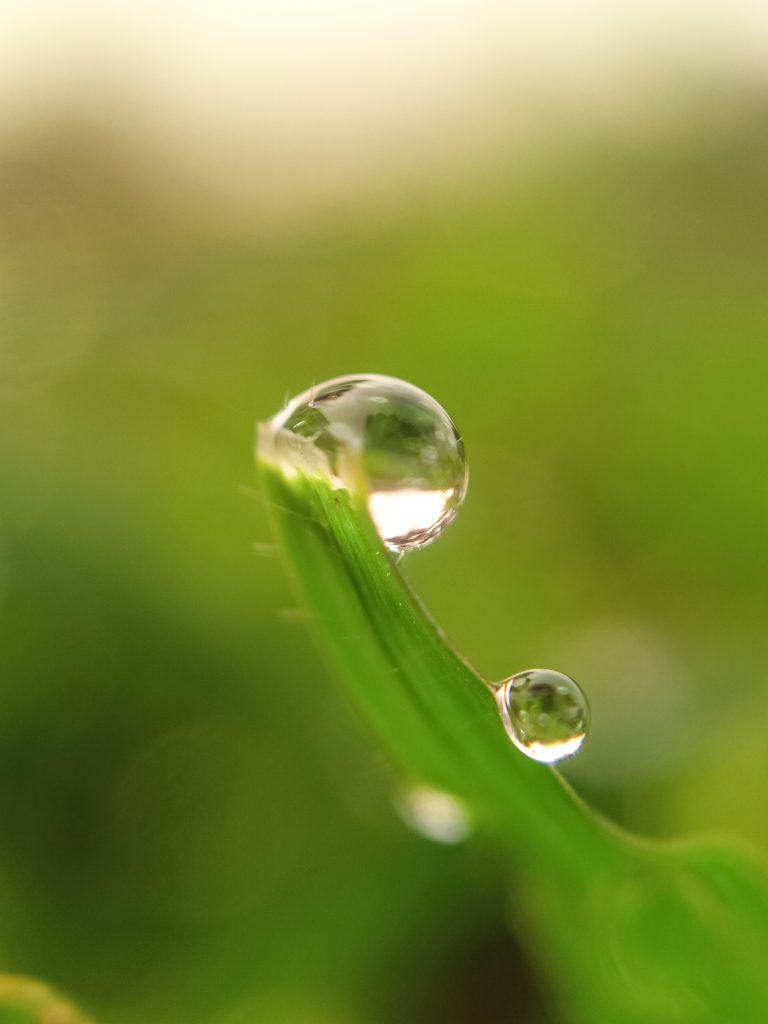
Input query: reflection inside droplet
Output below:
<box><xmin>262</xmin><ymin>374</ymin><xmax>468</xmax><ymax>551</ymax></box>
<box><xmin>496</xmin><ymin>668</ymin><xmax>589</xmax><ymax>764</ymax></box>
<box><xmin>367</xmin><ymin>488</ymin><xmax>456</xmax><ymax>548</ymax></box>
<box><xmin>395</xmin><ymin>784</ymin><xmax>472</xmax><ymax>844</ymax></box>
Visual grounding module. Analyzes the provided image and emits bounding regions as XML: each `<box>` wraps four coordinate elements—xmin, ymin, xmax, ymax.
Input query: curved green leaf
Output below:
<box><xmin>258</xmin><ymin>444</ymin><xmax>768</xmax><ymax>1024</ymax></box>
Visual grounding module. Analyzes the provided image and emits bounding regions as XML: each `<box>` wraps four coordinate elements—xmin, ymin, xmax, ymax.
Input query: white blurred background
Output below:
<box><xmin>4</xmin><ymin>0</ymin><xmax>768</xmax><ymax>220</ymax></box>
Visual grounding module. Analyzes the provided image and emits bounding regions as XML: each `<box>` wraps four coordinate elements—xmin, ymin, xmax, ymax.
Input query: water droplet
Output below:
<box><xmin>264</xmin><ymin>374</ymin><xmax>467</xmax><ymax>551</ymax></box>
<box><xmin>496</xmin><ymin>669</ymin><xmax>589</xmax><ymax>763</ymax></box>
<box><xmin>394</xmin><ymin>784</ymin><xmax>473</xmax><ymax>844</ymax></box>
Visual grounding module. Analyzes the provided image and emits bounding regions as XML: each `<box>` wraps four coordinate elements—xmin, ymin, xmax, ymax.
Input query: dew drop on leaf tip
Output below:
<box><xmin>494</xmin><ymin>668</ymin><xmax>590</xmax><ymax>764</ymax></box>
<box><xmin>264</xmin><ymin>374</ymin><xmax>468</xmax><ymax>552</ymax></box>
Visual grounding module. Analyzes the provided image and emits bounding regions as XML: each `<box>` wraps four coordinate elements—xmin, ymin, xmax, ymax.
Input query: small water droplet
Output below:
<box><xmin>264</xmin><ymin>374</ymin><xmax>468</xmax><ymax>551</ymax></box>
<box><xmin>394</xmin><ymin>784</ymin><xmax>472</xmax><ymax>844</ymax></box>
<box><xmin>496</xmin><ymin>668</ymin><xmax>589</xmax><ymax>763</ymax></box>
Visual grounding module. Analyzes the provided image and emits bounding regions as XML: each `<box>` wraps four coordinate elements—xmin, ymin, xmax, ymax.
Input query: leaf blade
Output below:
<box><xmin>258</xmin><ymin>451</ymin><xmax>768</xmax><ymax>1024</ymax></box>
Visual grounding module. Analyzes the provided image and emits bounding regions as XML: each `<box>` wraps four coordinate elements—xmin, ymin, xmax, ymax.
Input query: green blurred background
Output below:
<box><xmin>2</xmin><ymin>5</ymin><xmax>768</xmax><ymax>1021</ymax></box>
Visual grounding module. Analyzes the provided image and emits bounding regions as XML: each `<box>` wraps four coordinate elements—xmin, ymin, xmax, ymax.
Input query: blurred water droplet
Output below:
<box><xmin>264</xmin><ymin>374</ymin><xmax>467</xmax><ymax>551</ymax></box>
<box><xmin>496</xmin><ymin>669</ymin><xmax>589</xmax><ymax>763</ymax></box>
<box><xmin>277</xmin><ymin>607</ymin><xmax>311</xmax><ymax>624</ymax></box>
<box><xmin>395</xmin><ymin>784</ymin><xmax>472</xmax><ymax>844</ymax></box>
<box><xmin>0</xmin><ymin>180</ymin><xmax>102</xmax><ymax>406</ymax></box>
<box><xmin>250</xmin><ymin>541</ymin><xmax>278</xmax><ymax>557</ymax></box>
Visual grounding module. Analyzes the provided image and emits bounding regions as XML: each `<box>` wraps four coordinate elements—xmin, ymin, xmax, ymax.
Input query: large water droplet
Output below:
<box><xmin>496</xmin><ymin>669</ymin><xmax>589</xmax><ymax>763</ymax></box>
<box><xmin>265</xmin><ymin>374</ymin><xmax>468</xmax><ymax>550</ymax></box>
